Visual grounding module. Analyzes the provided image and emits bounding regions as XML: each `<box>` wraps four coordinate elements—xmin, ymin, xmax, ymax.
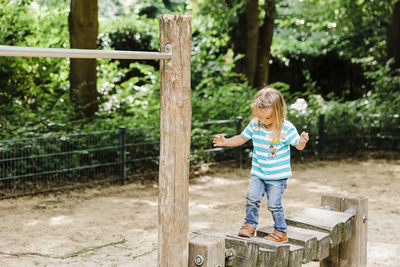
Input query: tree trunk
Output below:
<box><xmin>68</xmin><ymin>0</ymin><xmax>98</xmax><ymax>118</ymax></box>
<box><xmin>254</xmin><ymin>0</ymin><xmax>276</xmax><ymax>89</ymax></box>
<box><xmin>388</xmin><ymin>1</ymin><xmax>400</xmax><ymax>69</ymax></box>
<box><xmin>231</xmin><ymin>2</ymin><xmax>247</xmax><ymax>76</ymax></box>
<box><xmin>244</xmin><ymin>0</ymin><xmax>259</xmax><ymax>86</ymax></box>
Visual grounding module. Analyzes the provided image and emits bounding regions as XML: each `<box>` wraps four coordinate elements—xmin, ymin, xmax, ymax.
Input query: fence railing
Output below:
<box><xmin>0</xmin><ymin>118</ymin><xmax>242</xmax><ymax>199</ymax></box>
<box><xmin>1</xmin><ymin>114</ymin><xmax>399</xmax><ymax>199</ymax></box>
<box><xmin>317</xmin><ymin>113</ymin><xmax>400</xmax><ymax>159</ymax></box>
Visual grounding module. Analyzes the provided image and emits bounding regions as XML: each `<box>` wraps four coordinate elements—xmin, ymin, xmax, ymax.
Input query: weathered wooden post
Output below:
<box><xmin>320</xmin><ymin>194</ymin><xmax>368</xmax><ymax>267</ymax></box>
<box><xmin>159</xmin><ymin>14</ymin><xmax>192</xmax><ymax>267</ymax></box>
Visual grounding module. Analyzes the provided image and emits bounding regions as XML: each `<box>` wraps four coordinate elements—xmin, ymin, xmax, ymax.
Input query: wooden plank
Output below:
<box><xmin>257</xmin><ymin>248</ymin><xmax>275</xmax><ymax>267</ymax></box>
<box><xmin>158</xmin><ymin>14</ymin><xmax>192</xmax><ymax>267</ymax></box>
<box><xmin>288</xmin><ymin>244</ymin><xmax>304</xmax><ymax>267</ymax></box>
<box><xmin>257</xmin><ymin>226</ymin><xmax>316</xmax><ymax>264</ymax></box>
<box><xmin>225</xmin><ymin>235</ymin><xmax>260</xmax><ymax>267</ymax></box>
<box><xmin>188</xmin><ymin>232</ymin><xmax>225</xmax><ymax>267</ymax></box>
<box><xmin>286</xmin><ymin>208</ymin><xmax>354</xmax><ymax>247</ymax></box>
<box><xmin>247</xmin><ymin>237</ymin><xmax>290</xmax><ymax>267</ymax></box>
<box><xmin>225</xmin><ymin>235</ymin><xmax>290</xmax><ymax>267</ymax></box>
<box><xmin>286</xmin><ymin>226</ymin><xmax>330</xmax><ymax>261</ymax></box>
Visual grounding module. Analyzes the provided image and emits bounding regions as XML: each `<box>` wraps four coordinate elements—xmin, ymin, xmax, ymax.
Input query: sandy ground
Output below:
<box><xmin>0</xmin><ymin>158</ymin><xmax>399</xmax><ymax>267</ymax></box>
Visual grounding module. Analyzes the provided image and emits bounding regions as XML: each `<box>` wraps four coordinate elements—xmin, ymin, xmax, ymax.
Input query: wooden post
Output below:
<box><xmin>188</xmin><ymin>232</ymin><xmax>225</xmax><ymax>267</ymax></box>
<box><xmin>339</xmin><ymin>196</ymin><xmax>368</xmax><ymax>267</ymax></box>
<box><xmin>158</xmin><ymin>14</ymin><xmax>192</xmax><ymax>267</ymax></box>
<box><xmin>320</xmin><ymin>194</ymin><xmax>368</xmax><ymax>267</ymax></box>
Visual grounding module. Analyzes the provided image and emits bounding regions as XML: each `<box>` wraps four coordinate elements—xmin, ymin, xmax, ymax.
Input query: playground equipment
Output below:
<box><xmin>189</xmin><ymin>194</ymin><xmax>367</xmax><ymax>267</ymax></box>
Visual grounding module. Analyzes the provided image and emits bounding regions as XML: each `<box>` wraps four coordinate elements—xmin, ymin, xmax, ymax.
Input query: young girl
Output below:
<box><xmin>213</xmin><ymin>87</ymin><xmax>309</xmax><ymax>243</ymax></box>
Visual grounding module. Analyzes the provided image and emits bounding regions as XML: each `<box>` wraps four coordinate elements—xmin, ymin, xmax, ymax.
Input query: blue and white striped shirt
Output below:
<box><xmin>241</xmin><ymin>119</ymin><xmax>300</xmax><ymax>180</ymax></box>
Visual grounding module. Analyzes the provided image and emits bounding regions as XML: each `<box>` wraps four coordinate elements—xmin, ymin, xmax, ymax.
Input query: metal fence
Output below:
<box><xmin>317</xmin><ymin>113</ymin><xmax>400</xmax><ymax>159</ymax></box>
<box><xmin>1</xmin><ymin>115</ymin><xmax>399</xmax><ymax>199</ymax></box>
<box><xmin>0</xmin><ymin>119</ymin><xmax>241</xmax><ymax>199</ymax></box>
<box><xmin>0</xmin><ymin>130</ymin><xmax>120</xmax><ymax>198</ymax></box>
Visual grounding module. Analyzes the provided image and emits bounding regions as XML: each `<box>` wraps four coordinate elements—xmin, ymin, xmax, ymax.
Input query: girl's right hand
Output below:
<box><xmin>213</xmin><ymin>134</ymin><xmax>226</xmax><ymax>147</ymax></box>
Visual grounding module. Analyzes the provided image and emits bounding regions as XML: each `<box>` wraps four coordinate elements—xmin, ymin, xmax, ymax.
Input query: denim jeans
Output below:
<box><xmin>244</xmin><ymin>175</ymin><xmax>288</xmax><ymax>233</ymax></box>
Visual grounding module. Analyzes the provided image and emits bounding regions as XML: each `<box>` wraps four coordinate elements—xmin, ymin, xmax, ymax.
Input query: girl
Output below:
<box><xmin>213</xmin><ymin>87</ymin><xmax>309</xmax><ymax>243</ymax></box>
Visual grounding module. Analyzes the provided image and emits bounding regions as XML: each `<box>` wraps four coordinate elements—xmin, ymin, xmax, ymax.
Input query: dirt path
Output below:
<box><xmin>0</xmin><ymin>159</ymin><xmax>399</xmax><ymax>266</ymax></box>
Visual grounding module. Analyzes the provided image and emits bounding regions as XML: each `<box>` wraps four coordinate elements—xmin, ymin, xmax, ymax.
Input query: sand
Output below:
<box><xmin>0</xmin><ymin>158</ymin><xmax>399</xmax><ymax>266</ymax></box>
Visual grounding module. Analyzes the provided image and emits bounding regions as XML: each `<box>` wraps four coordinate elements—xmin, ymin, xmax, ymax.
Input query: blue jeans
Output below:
<box><xmin>244</xmin><ymin>176</ymin><xmax>288</xmax><ymax>233</ymax></box>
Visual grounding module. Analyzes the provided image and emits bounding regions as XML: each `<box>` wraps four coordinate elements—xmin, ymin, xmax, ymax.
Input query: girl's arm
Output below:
<box><xmin>213</xmin><ymin>134</ymin><xmax>247</xmax><ymax>147</ymax></box>
<box><xmin>295</xmin><ymin>132</ymin><xmax>309</xmax><ymax>150</ymax></box>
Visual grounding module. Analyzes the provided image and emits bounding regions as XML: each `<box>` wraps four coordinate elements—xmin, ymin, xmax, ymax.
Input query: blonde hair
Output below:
<box><xmin>251</xmin><ymin>87</ymin><xmax>287</xmax><ymax>140</ymax></box>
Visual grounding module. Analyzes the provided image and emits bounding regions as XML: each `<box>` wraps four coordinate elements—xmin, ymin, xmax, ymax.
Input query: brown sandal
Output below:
<box><xmin>264</xmin><ymin>229</ymin><xmax>288</xmax><ymax>243</ymax></box>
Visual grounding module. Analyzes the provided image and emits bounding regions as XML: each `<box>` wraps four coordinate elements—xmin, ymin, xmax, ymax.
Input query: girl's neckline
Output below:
<box><xmin>260</xmin><ymin>123</ymin><xmax>273</xmax><ymax>131</ymax></box>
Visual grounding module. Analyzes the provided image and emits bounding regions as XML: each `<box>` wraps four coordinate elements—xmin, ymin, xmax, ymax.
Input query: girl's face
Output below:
<box><xmin>256</xmin><ymin>108</ymin><xmax>274</xmax><ymax>127</ymax></box>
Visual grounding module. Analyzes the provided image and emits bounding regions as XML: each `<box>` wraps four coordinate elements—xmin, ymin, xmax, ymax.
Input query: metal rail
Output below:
<box><xmin>0</xmin><ymin>45</ymin><xmax>172</xmax><ymax>60</ymax></box>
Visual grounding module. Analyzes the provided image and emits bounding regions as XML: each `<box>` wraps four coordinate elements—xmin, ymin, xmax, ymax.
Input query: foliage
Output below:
<box><xmin>0</xmin><ymin>0</ymin><xmax>73</xmax><ymax>138</ymax></box>
<box><xmin>274</xmin><ymin>0</ymin><xmax>394</xmax><ymax>62</ymax></box>
<box><xmin>364</xmin><ymin>58</ymin><xmax>400</xmax><ymax>109</ymax></box>
<box><xmin>0</xmin><ymin>0</ymin><xmax>399</xmax><ymax>168</ymax></box>
<box><xmin>271</xmin><ymin>0</ymin><xmax>397</xmax><ymax>100</ymax></box>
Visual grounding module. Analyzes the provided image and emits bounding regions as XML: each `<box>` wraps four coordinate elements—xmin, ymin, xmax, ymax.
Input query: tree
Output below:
<box><xmin>254</xmin><ymin>0</ymin><xmax>276</xmax><ymax>89</ymax></box>
<box><xmin>388</xmin><ymin>1</ymin><xmax>400</xmax><ymax>69</ymax></box>
<box><xmin>68</xmin><ymin>0</ymin><xmax>98</xmax><ymax>118</ymax></box>
<box><xmin>230</xmin><ymin>0</ymin><xmax>276</xmax><ymax>89</ymax></box>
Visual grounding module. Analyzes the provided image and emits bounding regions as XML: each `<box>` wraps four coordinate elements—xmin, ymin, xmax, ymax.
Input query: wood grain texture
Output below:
<box><xmin>258</xmin><ymin>225</ymin><xmax>317</xmax><ymax>264</ymax></box>
<box><xmin>189</xmin><ymin>232</ymin><xmax>225</xmax><ymax>267</ymax></box>
<box><xmin>286</xmin><ymin>208</ymin><xmax>354</xmax><ymax>247</ymax></box>
<box><xmin>320</xmin><ymin>194</ymin><xmax>368</xmax><ymax>267</ymax></box>
<box><xmin>158</xmin><ymin>14</ymin><xmax>192</xmax><ymax>267</ymax></box>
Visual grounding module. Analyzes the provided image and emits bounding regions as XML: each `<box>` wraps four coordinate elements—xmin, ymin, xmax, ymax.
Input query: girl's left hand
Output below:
<box><xmin>300</xmin><ymin>132</ymin><xmax>309</xmax><ymax>143</ymax></box>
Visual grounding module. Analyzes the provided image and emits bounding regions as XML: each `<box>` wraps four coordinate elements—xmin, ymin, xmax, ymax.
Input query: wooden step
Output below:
<box><xmin>285</xmin><ymin>226</ymin><xmax>330</xmax><ymax>261</ymax></box>
<box><xmin>257</xmin><ymin>225</ymin><xmax>317</xmax><ymax>264</ymax></box>
<box><xmin>258</xmin><ymin>244</ymin><xmax>302</xmax><ymax>267</ymax></box>
<box><xmin>285</xmin><ymin>208</ymin><xmax>354</xmax><ymax>247</ymax></box>
<box><xmin>225</xmin><ymin>235</ymin><xmax>304</xmax><ymax>267</ymax></box>
<box><xmin>287</xmin><ymin>243</ymin><xmax>304</xmax><ymax>267</ymax></box>
<box><xmin>257</xmin><ymin>247</ymin><xmax>275</xmax><ymax>267</ymax></box>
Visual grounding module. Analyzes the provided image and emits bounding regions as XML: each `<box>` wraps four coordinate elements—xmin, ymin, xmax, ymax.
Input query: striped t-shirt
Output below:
<box><xmin>241</xmin><ymin>119</ymin><xmax>300</xmax><ymax>180</ymax></box>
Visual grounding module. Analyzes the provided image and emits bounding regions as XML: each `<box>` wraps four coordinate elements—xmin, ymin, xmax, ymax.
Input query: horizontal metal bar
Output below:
<box><xmin>127</xmin><ymin>156</ymin><xmax>159</xmax><ymax>162</ymax></box>
<box><xmin>0</xmin><ymin>130</ymin><xmax>117</xmax><ymax>144</ymax></box>
<box><xmin>0</xmin><ymin>45</ymin><xmax>171</xmax><ymax>60</ymax></box>
<box><xmin>0</xmin><ymin>145</ymin><xmax>120</xmax><ymax>163</ymax></box>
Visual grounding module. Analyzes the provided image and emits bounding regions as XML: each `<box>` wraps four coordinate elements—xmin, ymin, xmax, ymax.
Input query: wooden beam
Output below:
<box><xmin>340</xmin><ymin>196</ymin><xmax>368</xmax><ymax>266</ymax></box>
<box><xmin>286</xmin><ymin>208</ymin><xmax>354</xmax><ymax>247</ymax></box>
<box><xmin>258</xmin><ymin>226</ymin><xmax>318</xmax><ymax>263</ymax></box>
<box><xmin>287</xmin><ymin>226</ymin><xmax>330</xmax><ymax>261</ymax></box>
<box><xmin>158</xmin><ymin>14</ymin><xmax>192</xmax><ymax>267</ymax></box>
<box><xmin>225</xmin><ymin>235</ymin><xmax>293</xmax><ymax>267</ymax></box>
<box><xmin>320</xmin><ymin>194</ymin><xmax>368</xmax><ymax>267</ymax></box>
